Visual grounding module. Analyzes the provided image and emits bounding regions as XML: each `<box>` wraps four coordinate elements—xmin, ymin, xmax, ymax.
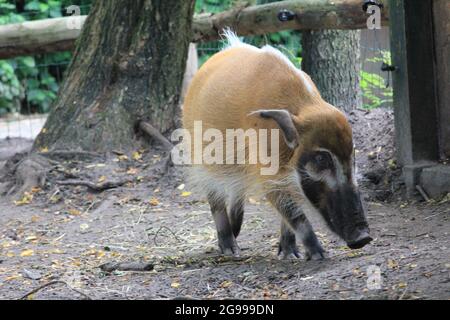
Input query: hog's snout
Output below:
<box><xmin>346</xmin><ymin>228</ymin><xmax>372</xmax><ymax>249</ymax></box>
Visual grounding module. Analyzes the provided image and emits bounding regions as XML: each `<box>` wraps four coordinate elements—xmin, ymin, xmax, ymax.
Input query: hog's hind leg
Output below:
<box><xmin>229</xmin><ymin>197</ymin><xmax>244</xmax><ymax>238</ymax></box>
<box><xmin>207</xmin><ymin>192</ymin><xmax>241</xmax><ymax>257</ymax></box>
<box><xmin>278</xmin><ymin>221</ymin><xmax>300</xmax><ymax>260</ymax></box>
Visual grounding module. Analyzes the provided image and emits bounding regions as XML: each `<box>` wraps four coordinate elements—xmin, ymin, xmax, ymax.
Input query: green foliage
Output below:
<box><xmin>0</xmin><ymin>0</ymin><xmax>91</xmax><ymax>115</ymax></box>
<box><xmin>195</xmin><ymin>0</ymin><xmax>302</xmax><ymax>68</ymax></box>
<box><xmin>195</xmin><ymin>0</ymin><xmax>234</xmax><ymax>13</ymax></box>
<box><xmin>360</xmin><ymin>51</ymin><xmax>393</xmax><ymax>109</ymax></box>
<box><xmin>0</xmin><ymin>0</ymin><xmax>391</xmax><ymax>116</ymax></box>
<box><xmin>0</xmin><ymin>60</ymin><xmax>23</xmax><ymax>116</ymax></box>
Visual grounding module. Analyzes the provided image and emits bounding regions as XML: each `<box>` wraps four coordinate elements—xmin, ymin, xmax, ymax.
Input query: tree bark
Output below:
<box><xmin>0</xmin><ymin>0</ymin><xmax>389</xmax><ymax>59</ymax></box>
<box><xmin>301</xmin><ymin>30</ymin><xmax>362</xmax><ymax>112</ymax></box>
<box><xmin>33</xmin><ymin>0</ymin><xmax>195</xmax><ymax>153</ymax></box>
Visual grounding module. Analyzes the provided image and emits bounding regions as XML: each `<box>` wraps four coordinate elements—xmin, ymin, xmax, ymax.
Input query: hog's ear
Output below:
<box><xmin>249</xmin><ymin>109</ymin><xmax>299</xmax><ymax>149</ymax></box>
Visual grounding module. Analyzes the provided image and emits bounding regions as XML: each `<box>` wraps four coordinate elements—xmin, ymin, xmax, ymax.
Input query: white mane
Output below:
<box><xmin>220</xmin><ymin>28</ymin><xmax>313</xmax><ymax>93</ymax></box>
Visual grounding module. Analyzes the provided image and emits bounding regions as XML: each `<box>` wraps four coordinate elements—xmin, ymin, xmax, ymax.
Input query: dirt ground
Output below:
<box><xmin>0</xmin><ymin>108</ymin><xmax>449</xmax><ymax>300</ymax></box>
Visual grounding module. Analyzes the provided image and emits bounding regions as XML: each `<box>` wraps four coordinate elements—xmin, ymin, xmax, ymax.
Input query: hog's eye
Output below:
<box><xmin>316</xmin><ymin>154</ymin><xmax>324</xmax><ymax>163</ymax></box>
<box><xmin>314</xmin><ymin>151</ymin><xmax>333</xmax><ymax>170</ymax></box>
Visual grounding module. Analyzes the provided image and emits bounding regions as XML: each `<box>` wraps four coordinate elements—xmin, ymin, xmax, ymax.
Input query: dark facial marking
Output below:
<box><xmin>298</xmin><ymin>150</ymin><xmax>335</xmax><ymax>174</ymax></box>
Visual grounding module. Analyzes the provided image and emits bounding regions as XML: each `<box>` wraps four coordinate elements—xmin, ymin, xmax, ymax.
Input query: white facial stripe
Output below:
<box><xmin>334</xmin><ymin>156</ymin><xmax>347</xmax><ymax>185</ymax></box>
<box><xmin>304</xmin><ymin>148</ymin><xmax>358</xmax><ymax>189</ymax></box>
<box><xmin>316</xmin><ymin>148</ymin><xmax>349</xmax><ymax>187</ymax></box>
<box><xmin>304</xmin><ymin>163</ymin><xmax>338</xmax><ymax>190</ymax></box>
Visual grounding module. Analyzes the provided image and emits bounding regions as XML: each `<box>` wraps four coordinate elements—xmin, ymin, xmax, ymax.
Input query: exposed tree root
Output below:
<box><xmin>139</xmin><ymin>121</ymin><xmax>174</xmax><ymax>151</ymax></box>
<box><xmin>0</xmin><ymin>153</ymin><xmax>51</xmax><ymax>197</ymax></box>
<box><xmin>155</xmin><ymin>152</ymin><xmax>174</xmax><ymax>175</ymax></box>
<box><xmin>0</xmin><ymin>122</ymin><xmax>175</xmax><ymax>199</ymax></box>
<box><xmin>56</xmin><ymin>179</ymin><xmax>133</xmax><ymax>192</ymax></box>
<box><xmin>39</xmin><ymin>150</ymin><xmax>103</xmax><ymax>161</ymax></box>
<box><xmin>19</xmin><ymin>280</ymin><xmax>92</xmax><ymax>300</ymax></box>
<box><xmin>138</xmin><ymin>121</ymin><xmax>175</xmax><ymax>175</ymax></box>
<box><xmin>99</xmin><ymin>261</ymin><xmax>154</xmax><ymax>273</ymax></box>
<box><xmin>416</xmin><ymin>185</ymin><xmax>431</xmax><ymax>202</ymax></box>
<box><xmin>153</xmin><ymin>225</ymin><xmax>181</xmax><ymax>246</ymax></box>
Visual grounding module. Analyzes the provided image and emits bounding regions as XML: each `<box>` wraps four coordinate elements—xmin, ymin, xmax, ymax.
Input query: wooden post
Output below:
<box><xmin>388</xmin><ymin>0</ymin><xmax>439</xmax><ymax>166</ymax></box>
<box><xmin>432</xmin><ymin>0</ymin><xmax>450</xmax><ymax>159</ymax></box>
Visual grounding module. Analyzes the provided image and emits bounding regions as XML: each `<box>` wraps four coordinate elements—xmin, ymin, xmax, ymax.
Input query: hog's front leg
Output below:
<box><xmin>269</xmin><ymin>192</ymin><xmax>325</xmax><ymax>261</ymax></box>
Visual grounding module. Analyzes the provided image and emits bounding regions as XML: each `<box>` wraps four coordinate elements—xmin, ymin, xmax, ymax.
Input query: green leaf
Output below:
<box><xmin>24</xmin><ymin>0</ymin><xmax>40</xmax><ymax>11</ymax></box>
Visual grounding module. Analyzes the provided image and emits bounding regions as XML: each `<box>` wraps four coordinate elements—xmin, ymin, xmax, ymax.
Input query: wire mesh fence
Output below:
<box><xmin>0</xmin><ymin>2</ymin><xmax>392</xmax><ymax>142</ymax></box>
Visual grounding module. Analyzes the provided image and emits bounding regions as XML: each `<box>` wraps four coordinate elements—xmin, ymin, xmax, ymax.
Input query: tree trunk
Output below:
<box><xmin>301</xmin><ymin>30</ymin><xmax>362</xmax><ymax>112</ymax></box>
<box><xmin>33</xmin><ymin>0</ymin><xmax>195</xmax><ymax>153</ymax></box>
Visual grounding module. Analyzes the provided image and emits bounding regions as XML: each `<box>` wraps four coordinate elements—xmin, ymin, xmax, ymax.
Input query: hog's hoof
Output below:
<box><xmin>278</xmin><ymin>245</ymin><xmax>301</xmax><ymax>260</ymax></box>
<box><xmin>305</xmin><ymin>245</ymin><xmax>326</xmax><ymax>261</ymax></box>
<box><xmin>219</xmin><ymin>243</ymin><xmax>241</xmax><ymax>257</ymax></box>
<box><xmin>278</xmin><ymin>252</ymin><xmax>301</xmax><ymax>260</ymax></box>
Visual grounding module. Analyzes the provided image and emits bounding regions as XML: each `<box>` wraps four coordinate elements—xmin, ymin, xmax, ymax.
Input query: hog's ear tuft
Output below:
<box><xmin>248</xmin><ymin>109</ymin><xmax>299</xmax><ymax>149</ymax></box>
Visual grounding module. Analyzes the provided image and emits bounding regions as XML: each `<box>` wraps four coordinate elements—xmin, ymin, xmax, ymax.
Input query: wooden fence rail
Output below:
<box><xmin>0</xmin><ymin>0</ymin><xmax>388</xmax><ymax>59</ymax></box>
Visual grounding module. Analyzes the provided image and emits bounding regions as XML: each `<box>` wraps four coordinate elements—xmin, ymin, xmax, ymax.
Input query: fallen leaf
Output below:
<box><xmin>5</xmin><ymin>274</ymin><xmax>22</xmax><ymax>281</ymax></box>
<box><xmin>220</xmin><ymin>280</ymin><xmax>233</xmax><ymax>288</ymax></box>
<box><xmin>40</xmin><ymin>147</ymin><xmax>49</xmax><ymax>153</ymax></box>
<box><xmin>31</xmin><ymin>187</ymin><xmax>42</xmax><ymax>194</ymax></box>
<box><xmin>388</xmin><ymin>159</ymin><xmax>397</xmax><ymax>170</ymax></box>
<box><xmin>368</xmin><ymin>151</ymin><xmax>377</xmax><ymax>159</ymax></box>
<box><xmin>80</xmin><ymin>223</ymin><xmax>89</xmax><ymax>231</ymax></box>
<box><xmin>25</xmin><ymin>235</ymin><xmax>38</xmax><ymax>241</ymax></box>
<box><xmin>387</xmin><ymin>259</ymin><xmax>399</xmax><ymax>269</ymax></box>
<box><xmin>347</xmin><ymin>251</ymin><xmax>362</xmax><ymax>258</ymax></box>
<box><xmin>181</xmin><ymin>191</ymin><xmax>192</xmax><ymax>197</ymax></box>
<box><xmin>48</xmin><ymin>248</ymin><xmax>65</xmax><ymax>254</ymax></box>
<box><xmin>132</xmin><ymin>151</ymin><xmax>142</xmax><ymax>161</ymax></box>
<box><xmin>14</xmin><ymin>192</ymin><xmax>33</xmax><ymax>206</ymax></box>
<box><xmin>98</xmin><ymin>176</ymin><xmax>107</xmax><ymax>183</ymax></box>
<box><xmin>85</xmin><ymin>163</ymin><xmax>106</xmax><ymax>169</ymax></box>
<box><xmin>127</xmin><ymin>167</ymin><xmax>139</xmax><ymax>175</ymax></box>
<box><xmin>398</xmin><ymin>282</ymin><xmax>407</xmax><ymax>288</ymax></box>
<box><xmin>20</xmin><ymin>249</ymin><xmax>34</xmax><ymax>257</ymax></box>
<box><xmin>49</xmin><ymin>194</ymin><xmax>61</xmax><ymax>204</ymax></box>
<box><xmin>352</xmin><ymin>267</ymin><xmax>363</xmax><ymax>276</ymax></box>
<box><xmin>68</xmin><ymin>209</ymin><xmax>82</xmax><ymax>216</ymax></box>
<box><xmin>118</xmin><ymin>155</ymin><xmax>129</xmax><ymax>161</ymax></box>
<box><xmin>171</xmin><ymin>282</ymin><xmax>181</xmax><ymax>288</ymax></box>
<box><xmin>149</xmin><ymin>198</ymin><xmax>160</xmax><ymax>206</ymax></box>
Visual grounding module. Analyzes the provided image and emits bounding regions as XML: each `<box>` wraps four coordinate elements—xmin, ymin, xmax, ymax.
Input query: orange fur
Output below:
<box><xmin>182</xmin><ymin>42</ymin><xmax>354</xmax><ymax>198</ymax></box>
